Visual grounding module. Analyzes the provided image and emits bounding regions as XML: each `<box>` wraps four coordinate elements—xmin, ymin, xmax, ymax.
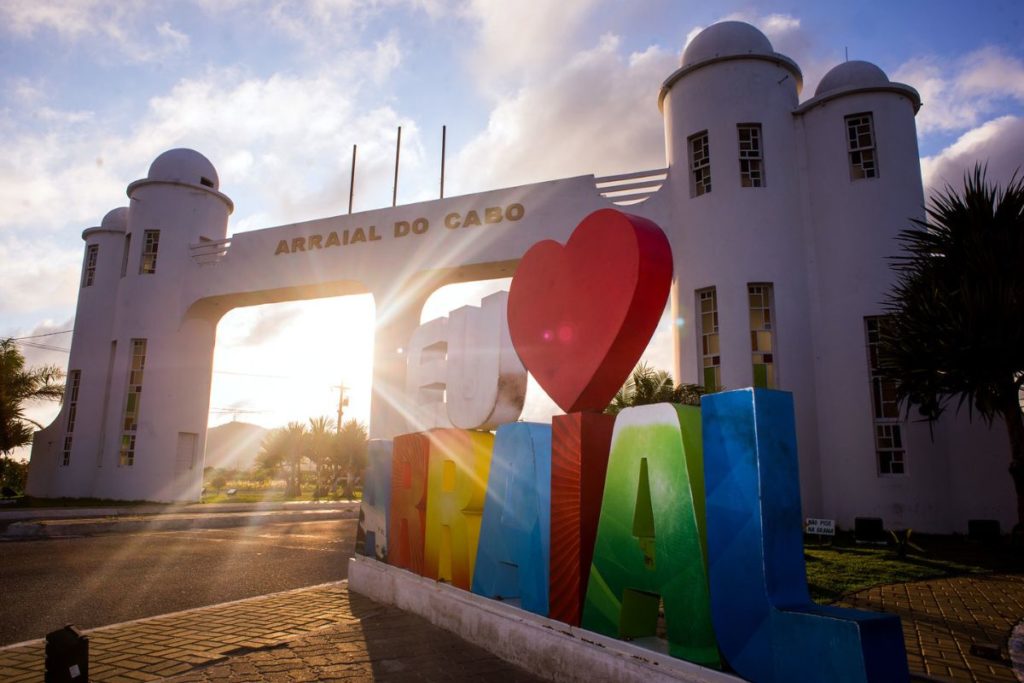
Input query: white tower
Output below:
<box><xmin>658</xmin><ymin>22</ymin><xmax>826</xmax><ymax>513</ymax></box>
<box><xmin>797</xmin><ymin>61</ymin><xmax>935</xmax><ymax>527</ymax></box>
<box><xmin>27</xmin><ymin>208</ymin><xmax>128</xmax><ymax>497</ymax></box>
<box><xmin>92</xmin><ymin>149</ymin><xmax>232</xmax><ymax>501</ymax></box>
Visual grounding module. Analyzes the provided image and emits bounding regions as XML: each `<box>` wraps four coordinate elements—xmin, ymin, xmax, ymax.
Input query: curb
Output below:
<box><xmin>3</xmin><ymin>506</ymin><xmax>359</xmax><ymax>539</ymax></box>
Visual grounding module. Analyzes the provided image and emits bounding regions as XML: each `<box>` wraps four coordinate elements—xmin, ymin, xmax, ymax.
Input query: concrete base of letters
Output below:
<box><xmin>347</xmin><ymin>556</ymin><xmax>739</xmax><ymax>683</ymax></box>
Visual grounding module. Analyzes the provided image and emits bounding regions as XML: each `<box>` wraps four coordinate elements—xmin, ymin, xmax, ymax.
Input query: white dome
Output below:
<box><xmin>100</xmin><ymin>207</ymin><xmax>128</xmax><ymax>233</ymax></box>
<box><xmin>815</xmin><ymin>60</ymin><xmax>889</xmax><ymax>97</ymax></box>
<box><xmin>682</xmin><ymin>21</ymin><xmax>774</xmax><ymax>67</ymax></box>
<box><xmin>147</xmin><ymin>148</ymin><xmax>220</xmax><ymax>190</ymax></box>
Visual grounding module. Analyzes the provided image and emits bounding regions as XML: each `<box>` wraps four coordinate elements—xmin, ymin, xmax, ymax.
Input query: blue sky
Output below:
<box><xmin>3</xmin><ymin>0</ymin><xmax>1023</xmax><ymax>436</ymax></box>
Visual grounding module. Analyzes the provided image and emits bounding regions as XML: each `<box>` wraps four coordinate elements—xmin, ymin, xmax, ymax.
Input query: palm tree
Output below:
<box><xmin>604</xmin><ymin>362</ymin><xmax>704</xmax><ymax>415</ymax></box>
<box><xmin>282</xmin><ymin>421</ymin><xmax>308</xmax><ymax>497</ymax></box>
<box><xmin>306</xmin><ymin>415</ymin><xmax>336</xmax><ymax>498</ymax></box>
<box><xmin>881</xmin><ymin>165</ymin><xmax>1024</xmax><ymax>530</ymax></box>
<box><xmin>256</xmin><ymin>428</ymin><xmax>288</xmax><ymax>485</ymax></box>
<box><xmin>329</xmin><ymin>419</ymin><xmax>367</xmax><ymax>499</ymax></box>
<box><xmin>1</xmin><ymin>338</ymin><xmax>64</xmax><ymax>455</ymax></box>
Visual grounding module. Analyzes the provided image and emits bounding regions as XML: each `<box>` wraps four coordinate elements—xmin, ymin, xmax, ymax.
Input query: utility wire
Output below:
<box><xmin>213</xmin><ymin>370</ymin><xmax>290</xmax><ymax>379</ymax></box>
<box><xmin>9</xmin><ymin>329</ymin><xmax>73</xmax><ymax>340</ymax></box>
<box><xmin>15</xmin><ymin>340</ymin><xmax>70</xmax><ymax>353</ymax></box>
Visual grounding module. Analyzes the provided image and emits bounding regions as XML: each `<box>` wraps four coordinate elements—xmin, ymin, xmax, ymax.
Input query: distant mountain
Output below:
<box><xmin>203</xmin><ymin>421</ymin><xmax>269</xmax><ymax>471</ymax></box>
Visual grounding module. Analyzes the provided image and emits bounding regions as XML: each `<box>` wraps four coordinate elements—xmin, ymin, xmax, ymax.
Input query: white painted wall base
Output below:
<box><xmin>346</xmin><ymin>556</ymin><xmax>740</xmax><ymax>683</ymax></box>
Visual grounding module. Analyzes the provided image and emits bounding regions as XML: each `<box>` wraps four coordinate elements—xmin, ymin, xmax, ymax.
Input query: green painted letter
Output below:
<box><xmin>582</xmin><ymin>403</ymin><xmax>719</xmax><ymax>667</ymax></box>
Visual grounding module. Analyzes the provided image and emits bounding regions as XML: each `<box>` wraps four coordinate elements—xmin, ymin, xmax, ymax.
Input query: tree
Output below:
<box><xmin>306</xmin><ymin>415</ymin><xmax>336</xmax><ymax>498</ymax></box>
<box><xmin>329</xmin><ymin>419</ymin><xmax>367</xmax><ymax>499</ymax></box>
<box><xmin>282</xmin><ymin>421</ymin><xmax>308</xmax><ymax>497</ymax></box>
<box><xmin>256</xmin><ymin>428</ymin><xmax>288</xmax><ymax>484</ymax></box>
<box><xmin>604</xmin><ymin>362</ymin><xmax>704</xmax><ymax>415</ymax></box>
<box><xmin>880</xmin><ymin>166</ymin><xmax>1024</xmax><ymax>530</ymax></box>
<box><xmin>1</xmin><ymin>338</ymin><xmax>65</xmax><ymax>455</ymax></box>
<box><xmin>1</xmin><ymin>339</ymin><xmax>64</xmax><ymax>494</ymax></box>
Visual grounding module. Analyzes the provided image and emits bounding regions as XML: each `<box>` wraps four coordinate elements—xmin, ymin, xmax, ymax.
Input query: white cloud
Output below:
<box><xmin>450</xmin><ymin>34</ymin><xmax>672</xmax><ymax>193</ymax></box>
<box><xmin>461</xmin><ymin>0</ymin><xmax>599</xmax><ymax>91</ymax></box>
<box><xmin>156</xmin><ymin>21</ymin><xmax>190</xmax><ymax>53</ymax></box>
<box><xmin>0</xmin><ymin>1</ymin><xmax>190</xmax><ymax>62</ymax></box>
<box><xmin>0</xmin><ymin>0</ymin><xmax>116</xmax><ymax>39</ymax></box>
<box><xmin>8</xmin><ymin>318</ymin><xmax>75</xmax><ymax>369</ymax></box>
<box><xmin>0</xmin><ymin>20</ymin><xmax>429</xmax><ymax>365</ymax></box>
<box><xmin>0</xmin><ymin>237</ymin><xmax>81</xmax><ymax>316</ymax></box>
<box><xmin>921</xmin><ymin>116</ymin><xmax>1024</xmax><ymax>193</ymax></box>
<box><xmin>895</xmin><ymin>47</ymin><xmax>1024</xmax><ymax>135</ymax></box>
<box><xmin>0</xmin><ymin>36</ymin><xmax>414</xmax><ymax>242</ymax></box>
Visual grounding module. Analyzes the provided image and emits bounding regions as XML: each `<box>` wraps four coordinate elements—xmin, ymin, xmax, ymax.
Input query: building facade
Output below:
<box><xmin>28</xmin><ymin>21</ymin><xmax>1015</xmax><ymax>532</ymax></box>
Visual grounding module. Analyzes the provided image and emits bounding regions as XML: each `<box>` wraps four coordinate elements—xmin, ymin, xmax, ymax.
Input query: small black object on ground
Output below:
<box><xmin>45</xmin><ymin>624</ymin><xmax>88</xmax><ymax>682</ymax></box>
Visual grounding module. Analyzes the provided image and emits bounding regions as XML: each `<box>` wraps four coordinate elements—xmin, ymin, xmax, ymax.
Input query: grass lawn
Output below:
<box><xmin>5</xmin><ymin>496</ymin><xmax>160</xmax><ymax>508</ymax></box>
<box><xmin>199</xmin><ymin>483</ymin><xmax>361</xmax><ymax>504</ymax></box>
<box><xmin>4</xmin><ymin>485</ymin><xmax>361</xmax><ymax>507</ymax></box>
<box><xmin>805</xmin><ymin>533</ymin><xmax>1023</xmax><ymax>603</ymax></box>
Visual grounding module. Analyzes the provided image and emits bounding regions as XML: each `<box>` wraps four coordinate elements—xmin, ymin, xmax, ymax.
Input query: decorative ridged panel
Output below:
<box><xmin>594</xmin><ymin>168</ymin><xmax>668</xmax><ymax>206</ymax></box>
<box><xmin>549</xmin><ymin>412</ymin><xmax>614</xmax><ymax>625</ymax></box>
<box><xmin>388</xmin><ymin>432</ymin><xmax>430</xmax><ymax>575</ymax></box>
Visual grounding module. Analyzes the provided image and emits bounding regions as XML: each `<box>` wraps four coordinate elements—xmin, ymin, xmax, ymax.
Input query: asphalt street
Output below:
<box><xmin>0</xmin><ymin>518</ymin><xmax>356</xmax><ymax>646</ymax></box>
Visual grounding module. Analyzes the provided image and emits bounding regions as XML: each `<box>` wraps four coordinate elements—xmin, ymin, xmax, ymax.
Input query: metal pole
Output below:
<box><xmin>336</xmin><ymin>385</ymin><xmax>346</xmax><ymax>433</ymax></box>
<box><xmin>392</xmin><ymin>125</ymin><xmax>402</xmax><ymax>207</ymax></box>
<box><xmin>348</xmin><ymin>144</ymin><xmax>357</xmax><ymax>215</ymax></box>
<box><xmin>440</xmin><ymin>125</ymin><xmax>447</xmax><ymax>199</ymax></box>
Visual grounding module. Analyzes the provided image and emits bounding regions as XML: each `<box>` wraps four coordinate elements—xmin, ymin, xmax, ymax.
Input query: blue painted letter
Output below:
<box><xmin>471</xmin><ymin>422</ymin><xmax>552</xmax><ymax>616</ymax></box>
<box><xmin>357</xmin><ymin>439</ymin><xmax>393</xmax><ymax>561</ymax></box>
<box><xmin>702</xmin><ymin>389</ymin><xmax>908</xmax><ymax>683</ymax></box>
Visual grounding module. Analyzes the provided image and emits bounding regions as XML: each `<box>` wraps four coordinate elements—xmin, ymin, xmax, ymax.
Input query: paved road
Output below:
<box><xmin>0</xmin><ymin>518</ymin><xmax>356</xmax><ymax>646</ymax></box>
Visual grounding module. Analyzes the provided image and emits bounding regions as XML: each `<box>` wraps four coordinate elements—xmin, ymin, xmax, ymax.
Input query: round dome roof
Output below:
<box><xmin>682</xmin><ymin>21</ymin><xmax>774</xmax><ymax>67</ymax></box>
<box><xmin>815</xmin><ymin>60</ymin><xmax>889</xmax><ymax>97</ymax></box>
<box><xmin>147</xmin><ymin>148</ymin><xmax>220</xmax><ymax>190</ymax></box>
<box><xmin>100</xmin><ymin>207</ymin><xmax>128</xmax><ymax>233</ymax></box>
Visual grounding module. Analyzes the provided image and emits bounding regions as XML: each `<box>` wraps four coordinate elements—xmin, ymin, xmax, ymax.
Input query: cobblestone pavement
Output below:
<box><xmin>166</xmin><ymin>596</ymin><xmax>545</xmax><ymax>683</ymax></box>
<box><xmin>0</xmin><ymin>581</ymin><xmax>543</xmax><ymax>683</ymax></box>
<box><xmin>2</xmin><ymin>575</ymin><xmax>1023</xmax><ymax>682</ymax></box>
<box><xmin>842</xmin><ymin>574</ymin><xmax>1024</xmax><ymax>682</ymax></box>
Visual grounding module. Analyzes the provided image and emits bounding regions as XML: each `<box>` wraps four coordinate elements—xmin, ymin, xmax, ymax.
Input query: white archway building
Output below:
<box><xmin>28</xmin><ymin>22</ymin><xmax>1014</xmax><ymax>532</ymax></box>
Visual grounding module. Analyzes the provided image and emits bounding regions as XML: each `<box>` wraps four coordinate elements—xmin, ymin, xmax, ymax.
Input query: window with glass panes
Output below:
<box><xmin>82</xmin><ymin>245</ymin><xmax>98</xmax><ymax>287</ymax></box>
<box><xmin>120</xmin><ymin>339</ymin><xmax>147</xmax><ymax>466</ymax></box>
<box><xmin>140</xmin><ymin>230</ymin><xmax>160</xmax><ymax>274</ymax></box>
<box><xmin>738</xmin><ymin>124</ymin><xmax>764</xmax><ymax>187</ymax></box>
<box><xmin>846</xmin><ymin>113</ymin><xmax>878</xmax><ymax>180</ymax></box>
<box><xmin>689</xmin><ymin>131</ymin><xmax>711</xmax><ymax>196</ymax></box>
<box><xmin>62</xmin><ymin>370</ymin><xmax>81</xmax><ymax>466</ymax></box>
<box><xmin>865</xmin><ymin>317</ymin><xmax>905</xmax><ymax>475</ymax></box>
<box><xmin>748</xmin><ymin>284</ymin><xmax>775</xmax><ymax>388</ymax></box>
<box><xmin>697</xmin><ymin>288</ymin><xmax>721</xmax><ymax>391</ymax></box>
<box><xmin>120</xmin><ymin>233</ymin><xmax>131</xmax><ymax>277</ymax></box>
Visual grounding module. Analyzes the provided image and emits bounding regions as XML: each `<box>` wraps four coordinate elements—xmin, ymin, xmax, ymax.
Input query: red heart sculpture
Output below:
<box><xmin>507</xmin><ymin>208</ymin><xmax>673</xmax><ymax>413</ymax></box>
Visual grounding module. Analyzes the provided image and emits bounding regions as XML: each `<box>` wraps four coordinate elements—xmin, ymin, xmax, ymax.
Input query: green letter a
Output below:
<box><xmin>581</xmin><ymin>403</ymin><xmax>720</xmax><ymax>667</ymax></box>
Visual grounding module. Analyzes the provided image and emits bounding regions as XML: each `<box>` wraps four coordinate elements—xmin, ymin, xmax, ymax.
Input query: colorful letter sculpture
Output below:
<box><xmin>582</xmin><ymin>404</ymin><xmax>720</xmax><ymax>667</ymax></box>
<box><xmin>423</xmin><ymin>429</ymin><xmax>494</xmax><ymax>589</ymax></box>
<box><xmin>702</xmin><ymin>389</ymin><xmax>909</xmax><ymax>683</ymax></box>
<box><xmin>405</xmin><ymin>317</ymin><xmax>451</xmax><ymax>431</ymax></box>
<box><xmin>388</xmin><ymin>432</ymin><xmax>430</xmax><ymax>574</ymax></box>
<box><xmin>404</xmin><ymin>292</ymin><xmax>527</xmax><ymax>433</ymax></box>
<box><xmin>446</xmin><ymin>291</ymin><xmax>527</xmax><ymax>430</ymax></box>
<box><xmin>507</xmin><ymin>208</ymin><xmax>673</xmax><ymax>413</ymax></box>
<box><xmin>548</xmin><ymin>411</ymin><xmax>614</xmax><ymax>625</ymax></box>
<box><xmin>356</xmin><ymin>439</ymin><xmax>393</xmax><ymax>561</ymax></box>
<box><xmin>472</xmin><ymin>423</ymin><xmax>552</xmax><ymax>615</ymax></box>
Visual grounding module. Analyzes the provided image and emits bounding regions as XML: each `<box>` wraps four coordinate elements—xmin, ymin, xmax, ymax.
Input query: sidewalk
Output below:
<box><xmin>1</xmin><ymin>574</ymin><xmax>1022</xmax><ymax>682</ymax></box>
<box><xmin>0</xmin><ymin>581</ymin><xmax>544</xmax><ymax>683</ymax></box>
<box><xmin>0</xmin><ymin>501</ymin><xmax>359</xmax><ymax>538</ymax></box>
<box><xmin>841</xmin><ymin>574</ymin><xmax>1024</xmax><ymax>682</ymax></box>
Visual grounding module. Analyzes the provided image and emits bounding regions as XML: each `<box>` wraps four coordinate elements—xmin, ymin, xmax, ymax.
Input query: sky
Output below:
<box><xmin>3</xmin><ymin>0</ymin><xmax>1024</xmax><ymax>455</ymax></box>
